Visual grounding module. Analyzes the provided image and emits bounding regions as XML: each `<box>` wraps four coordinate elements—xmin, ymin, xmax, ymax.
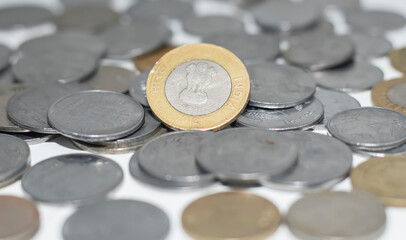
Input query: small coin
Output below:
<box><xmin>312</xmin><ymin>62</ymin><xmax>383</xmax><ymax>92</ymax></box>
<box><xmin>372</xmin><ymin>78</ymin><xmax>406</xmax><ymax>115</ymax></box>
<box><xmin>129</xmin><ymin>69</ymin><xmax>149</xmax><ymax>107</ymax></box>
<box><xmin>236</xmin><ymin>99</ymin><xmax>324</xmax><ymax>131</ymax></box>
<box><xmin>48</xmin><ymin>90</ymin><xmax>144</xmax><ymax>142</ymax></box>
<box><xmin>0</xmin><ymin>44</ymin><xmax>10</xmax><ymax>72</ymax></box>
<box><xmin>260</xmin><ymin>132</ymin><xmax>352</xmax><ymax>191</ymax></box>
<box><xmin>11</xmin><ymin>132</ymin><xmax>56</xmax><ymax>145</ymax></box>
<box><xmin>0</xmin><ymin>6</ymin><xmax>53</xmax><ymax>29</ymax></box>
<box><xmin>348</xmin><ymin>33</ymin><xmax>392</xmax><ymax>61</ymax></box>
<box><xmin>63</xmin><ymin>199</ymin><xmax>170</xmax><ymax>240</ymax></box>
<box><xmin>22</xmin><ymin>153</ymin><xmax>123</xmax><ymax>204</ymax></box>
<box><xmin>133</xmin><ymin>45</ymin><xmax>177</xmax><ymax>72</ymax></box>
<box><xmin>390</xmin><ymin>48</ymin><xmax>406</xmax><ymax>73</ymax></box>
<box><xmin>327</xmin><ymin>107</ymin><xmax>406</xmax><ymax>150</ymax></box>
<box><xmin>248</xmin><ymin>63</ymin><xmax>315</xmax><ymax>109</ymax></box>
<box><xmin>147</xmin><ymin>43</ymin><xmax>250</xmax><ymax>131</ymax></box>
<box><xmin>0</xmin><ymin>196</ymin><xmax>39</xmax><ymax>240</ymax></box>
<box><xmin>287</xmin><ymin>191</ymin><xmax>386</xmax><ymax>240</ymax></box>
<box><xmin>182</xmin><ymin>16</ymin><xmax>245</xmax><ymax>37</ymax></box>
<box><xmin>182</xmin><ymin>191</ymin><xmax>281</xmax><ymax>240</ymax></box>
<box><xmin>128</xmin><ymin>0</ymin><xmax>195</xmax><ymax>21</ymax></box>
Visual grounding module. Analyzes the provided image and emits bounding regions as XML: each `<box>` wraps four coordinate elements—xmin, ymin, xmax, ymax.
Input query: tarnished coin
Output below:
<box><xmin>287</xmin><ymin>191</ymin><xmax>386</xmax><ymax>240</ymax></box>
<box><xmin>0</xmin><ymin>134</ymin><xmax>30</xmax><ymax>188</ymax></box>
<box><xmin>371</xmin><ymin>78</ymin><xmax>406</xmax><ymax>115</ymax></box>
<box><xmin>12</xmin><ymin>132</ymin><xmax>56</xmax><ymax>145</ymax></box>
<box><xmin>0</xmin><ymin>196</ymin><xmax>39</xmax><ymax>240</ymax></box>
<box><xmin>327</xmin><ymin>107</ymin><xmax>406</xmax><ymax>150</ymax></box>
<box><xmin>312</xmin><ymin>62</ymin><xmax>383</xmax><ymax>92</ymax></box>
<box><xmin>390</xmin><ymin>48</ymin><xmax>406</xmax><ymax>73</ymax></box>
<box><xmin>260</xmin><ymin>132</ymin><xmax>352</xmax><ymax>191</ymax></box>
<box><xmin>236</xmin><ymin>99</ymin><xmax>324</xmax><ymax>131</ymax></box>
<box><xmin>196</xmin><ymin>128</ymin><xmax>298</xmax><ymax>184</ymax></box>
<box><xmin>203</xmin><ymin>33</ymin><xmax>280</xmax><ymax>63</ymax></box>
<box><xmin>48</xmin><ymin>90</ymin><xmax>144</xmax><ymax>142</ymax></box>
<box><xmin>128</xmin><ymin>0</ymin><xmax>195</xmax><ymax>21</ymax></box>
<box><xmin>0</xmin><ymin>6</ymin><xmax>53</xmax><ymax>29</ymax></box>
<box><xmin>348</xmin><ymin>33</ymin><xmax>392</xmax><ymax>61</ymax></box>
<box><xmin>133</xmin><ymin>45</ymin><xmax>177</xmax><ymax>72</ymax></box>
<box><xmin>0</xmin><ymin>84</ymin><xmax>31</xmax><ymax>133</ymax></box>
<box><xmin>283</xmin><ymin>35</ymin><xmax>354</xmax><ymax>71</ymax></box>
<box><xmin>248</xmin><ymin>63</ymin><xmax>316</xmax><ymax>109</ymax></box>
<box><xmin>0</xmin><ymin>44</ymin><xmax>10</xmax><ymax>72</ymax></box>
<box><xmin>129</xmin><ymin>69</ymin><xmax>149</xmax><ymax>107</ymax></box>
<box><xmin>147</xmin><ymin>43</ymin><xmax>250</xmax><ymax>131</ymax></box>
<box><xmin>182</xmin><ymin>192</ymin><xmax>280</xmax><ymax>240</ymax></box>
<box><xmin>182</xmin><ymin>16</ymin><xmax>245</xmax><ymax>37</ymax></box>
<box><xmin>7</xmin><ymin>82</ymin><xmax>92</xmax><ymax>134</ymax></box>
<box><xmin>22</xmin><ymin>154</ymin><xmax>123</xmax><ymax>204</ymax></box>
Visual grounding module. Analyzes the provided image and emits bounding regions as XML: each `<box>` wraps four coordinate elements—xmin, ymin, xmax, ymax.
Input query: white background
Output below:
<box><xmin>1</xmin><ymin>0</ymin><xmax>406</xmax><ymax>239</ymax></box>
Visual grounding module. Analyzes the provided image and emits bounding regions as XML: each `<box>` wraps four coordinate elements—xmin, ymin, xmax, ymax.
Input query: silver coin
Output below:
<box><xmin>0</xmin><ymin>134</ymin><xmax>30</xmax><ymax>188</ymax></box>
<box><xmin>348</xmin><ymin>33</ymin><xmax>393</xmax><ymax>61</ymax></box>
<box><xmin>129</xmin><ymin>69</ymin><xmax>149</xmax><ymax>107</ymax></box>
<box><xmin>182</xmin><ymin>15</ymin><xmax>245</xmax><ymax>37</ymax></box>
<box><xmin>128</xmin><ymin>0</ymin><xmax>195</xmax><ymax>21</ymax></box>
<box><xmin>351</xmin><ymin>142</ymin><xmax>406</xmax><ymax>157</ymax></box>
<box><xmin>248</xmin><ymin>63</ymin><xmax>316</xmax><ymax>109</ymax></box>
<box><xmin>327</xmin><ymin>107</ymin><xmax>406</xmax><ymax>150</ymax></box>
<box><xmin>22</xmin><ymin>153</ymin><xmax>123</xmax><ymax>204</ymax></box>
<box><xmin>312</xmin><ymin>62</ymin><xmax>383</xmax><ymax>92</ymax></box>
<box><xmin>283</xmin><ymin>35</ymin><xmax>354</xmax><ymax>71</ymax></box>
<box><xmin>236</xmin><ymin>99</ymin><xmax>324</xmax><ymax>131</ymax></box>
<box><xmin>314</xmin><ymin>88</ymin><xmax>360</xmax><ymax>125</ymax></box>
<box><xmin>387</xmin><ymin>82</ymin><xmax>406</xmax><ymax>108</ymax></box>
<box><xmin>251</xmin><ymin>0</ymin><xmax>320</xmax><ymax>32</ymax></box>
<box><xmin>98</xmin><ymin>21</ymin><xmax>171</xmax><ymax>59</ymax></box>
<box><xmin>0</xmin><ymin>6</ymin><xmax>53</xmax><ymax>30</ymax></box>
<box><xmin>7</xmin><ymin>82</ymin><xmax>92</xmax><ymax>134</ymax></box>
<box><xmin>11</xmin><ymin>132</ymin><xmax>56</xmax><ymax>145</ymax></box>
<box><xmin>0</xmin><ymin>44</ymin><xmax>10</xmax><ymax>72</ymax></box>
<box><xmin>287</xmin><ymin>191</ymin><xmax>386</xmax><ymax>240</ymax></box>
<box><xmin>196</xmin><ymin>128</ymin><xmax>298</xmax><ymax>184</ymax></box>
<box><xmin>203</xmin><ymin>33</ymin><xmax>280</xmax><ymax>63</ymax></box>
<box><xmin>260</xmin><ymin>132</ymin><xmax>352</xmax><ymax>191</ymax></box>
<box><xmin>63</xmin><ymin>199</ymin><xmax>170</xmax><ymax>240</ymax></box>
<box><xmin>48</xmin><ymin>90</ymin><xmax>144</xmax><ymax>142</ymax></box>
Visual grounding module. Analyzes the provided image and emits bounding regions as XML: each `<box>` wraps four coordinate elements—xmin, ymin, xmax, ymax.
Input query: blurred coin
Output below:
<box><xmin>372</xmin><ymin>78</ymin><xmax>406</xmax><ymax>114</ymax></box>
<box><xmin>128</xmin><ymin>0</ymin><xmax>195</xmax><ymax>21</ymax></box>
<box><xmin>182</xmin><ymin>15</ymin><xmax>245</xmax><ymax>38</ymax></box>
<box><xmin>182</xmin><ymin>192</ymin><xmax>280</xmax><ymax>240</ymax></box>
<box><xmin>0</xmin><ymin>6</ymin><xmax>53</xmax><ymax>30</ymax></box>
<box><xmin>129</xmin><ymin>69</ymin><xmax>149</xmax><ymax>107</ymax></box>
<box><xmin>11</xmin><ymin>132</ymin><xmax>56</xmax><ymax>145</ymax></box>
<box><xmin>0</xmin><ymin>84</ymin><xmax>31</xmax><ymax>133</ymax></box>
<box><xmin>348</xmin><ymin>33</ymin><xmax>392</xmax><ymax>60</ymax></box>
<box><xmin>133</xmin><ymin>45</ymin><xmax>176</xmax><ymax>72</ymax></box>
<box><xmin>22</xmin><ymin>153</ymin><xmax>123</xmax><ymax>204</ymax></box>
<box><xmin>0</xmin><ymin>44</ymin><xmax>10</xmax><ymax>72</ymax></box>
<box><xmin>147</xmin><ymin>43</ymin><xmax>250</xmax><ymax>131</ymax></box>
<box><xmin>390</xmin><ymin>47</ymin><xmax>406</xmax><ymax>73</ymax></box>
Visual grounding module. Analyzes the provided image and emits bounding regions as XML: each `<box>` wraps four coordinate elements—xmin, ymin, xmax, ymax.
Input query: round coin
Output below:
<box><xmin>147</xmin><ymin>43</ymin><xmax>250</xmax><ymax>131</ymax></box>
<box><xmin>390</xmin><ymin>47</ymin><xmax>406</xmax><ymax>73</ymax></box>
<box><xmin>182</xmin><ymin>16</ymin><xmax>245</xmax><ymax>38</ymax></box>
<box><xmin>63</xmin><ymin>199</ymin><xmax>170</xmax><ymax>240</ymax></box>
<box><xmin>371</xmin><ymin>77</ymin><xmax>406</xmax><ymax>114</ymax></box>
<box><xmin>348</xmin><ymin>33</ymin><xmax>392</xmax><ymax>61</ymax></box>
<box><xmin>133</xmin><ymin>45</ymin><xmax>177</xmax><ymax>72</ymax></box>
<box><xmin>129</xmin><ymin>69</ymin><xmax>149</xmax><ymax>107</ymax></box>
<box><xmin>182</xmin><ymin>191</ymin><xmax>280</xmax><ymax>240</ymax></box>
<box><xmin>0</xmin><ymin>6</ymin><xmax>52</xmax><ymax>29</ymax></box>
<box><xmin>22</xmin><ymin>154</ymin><xmax>123</xmax><ymax>204</ymax></box>
<box><xmin>48</xmin><ymin>90</ymin><xmax>144</xmax><ymax>142</ymax></box>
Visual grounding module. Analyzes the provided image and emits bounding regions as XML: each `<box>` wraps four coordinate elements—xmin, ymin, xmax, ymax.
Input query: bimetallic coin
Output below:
<box><xmin>147</xmin><ymin>44</ymin><xmax>250</xmax><ymax>131</ymax></box>
<box><xmin>63</xmin><ymin>200</ymin><xmax>170</xmax><ymax>240</ymax></box>
<box><xmin>12</xmin><ymin>132</ymin><xmax>56</xmax><ymax>145</ymax></box>
<box><xmin>348</xmin><ymin>33</ymin><xmax>392</xmax><ymax>61</ymax></box>
<box><xmin>128</xmin><ymin>0</ymin><xmax>195</xmax><ymax>21</ymax></box>
<box><xmin>287</xmin><ymin>191</ymin><xmax>386</xmax><ymax>240</ymax></box>
<box><xmin>0</xmin><ymin>6</ymin><xmax>52</xmax><ymax>29</ymax></box>
<box><xmin>22</xmin><ymin>154</ymin><xmax>123</xmax><ymax>204</ymax></box>
<box><xmin>48</xmin><ymin>90</ymin><xmax>144</xmax><ymax>142</ymax></box>
<box><xmin>248</xmin><ymin>63</ymin><xmax>316</xmax><ymax>109</ymax></box>
<box><xmin>182</xmin><ymin>16</ymin><xmax>245</xmax><ymax>38</ymax></box>
<box><xmin>0</xmin><ymin>44</ymin><xmax>10</xmax><ymax>72</ymax></box>
<box><xmin>390</xmin><ymin>48</ymin><xmax>406</xmax><ymax>73</ymax></box>
<box><xmin>0</xmin><ymin>196</ymin><xmax>39</xmax><ymax>240</ymax></box>
<box><xmin>182</xmin><ymin>192</ymin><xmax>280</xmax><ymax>240</ymax></box>
<box><xmin>129</xmin><ymin>70</ymin><xmax>149</xmax><ymax>107</ymax></box>
<box><xmin>133</xmin><ymin>46</ymin><xmax>177</xmax><ymax>72</ymax></box>
<box><xmin>372</xmin><ymin>78</ymin><xmax>406</xmax><ymax>115</ymax></box>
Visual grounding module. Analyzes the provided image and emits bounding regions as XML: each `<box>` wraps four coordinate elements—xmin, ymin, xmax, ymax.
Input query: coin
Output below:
<box><xmin>287</xmin><ymin>191</ymin><xmax>386</xmax><ymax>240</ymax></box>
<box><xmin>0</xmin><ymin>196</ymin><xmax>39</xmax><ymax>240</ymax></box>
<box><xmin>348</xmin><ymin>33</ymin><xmax>392</xmax><ymax>61</ymax></box>
<box><xmin>11</xmin><ymin>132</ymin><xmax>56</xmax><ymax>145</ymax></box>
<box><xmin>182</xmin><ymin>191</ymin><xmax>281</xmax><ymax>240</ymax></box>
<box><xmin>128</xmin><ymin>0</ymin><xmax>195</xmax><ymax>21</ymax></box>
<box><xmin>22</xmin><ymin>153</ymin><xmax>123</xmax><ymax>204</ymax></box>
<box><xmin>390</xmin><ymin>48</ymin><xmax>406</xmax><ymax>73</ymax></box>
<box><xmin>0</xmin><ymin>6</ymin><xmax>53</xmax><ymax>29</ymax></box>
<box><xmin>0</xmin><ymin>44</ymin><xmax>10</xmax><ymax>72</ymax></box>
<box><xmin>63</xmin><ymin>199</ymin><xmax>170</xmax><ymax>240</ymax></box>
<box><xmin>129</xmin><ymin>69</ymin><xmax>149</xmax><ymax>107</ymax></box>
<box><xmin>372</xmin><ymin>77</ymin><xmax>406</xmax><ymax>114</ymax></box>
<box><xmin>351</xmin><ymin>140</ymin><xmax>406</xmax><ymax>156</ymax></box>
<box><xmin>133</xmin><ymin>45</ymin><xmax>177</xmax><ymax>72</ymax></box>
<box><xmin>147</xmin><ymin>43</ymin><xmax>250</xmax><ymax>131</ymax></box>
<box><xmin>48</xmin><ymin>90</ymin><xmax>144</xmax><ymax>142</ymax></box>
<box><xmin>182</xmin><ymin>16</ymin><xmax>245</xmax><ymax>37</ymax></box>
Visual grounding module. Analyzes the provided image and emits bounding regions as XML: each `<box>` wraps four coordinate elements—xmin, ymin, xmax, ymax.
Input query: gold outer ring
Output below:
<box><xmin>146</xmin><ymin>43</ymin><xmax>250</xmax><ymax>131</ymax></box>
<box><xmin>390</xmin><ymin>48</ymin><xmax>406</xmax><ymax>73</ymax></box>
<box><xmin>371</xmin><ymin>77</ymin><xmax>406</xmax><ymax>114</ymax></box>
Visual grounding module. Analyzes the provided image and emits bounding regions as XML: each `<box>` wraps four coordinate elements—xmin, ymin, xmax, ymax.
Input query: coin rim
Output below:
<box><xmin>371</xmin><ymin>77</ymin><xmax>406</xmax><ymax>115</ymax></box>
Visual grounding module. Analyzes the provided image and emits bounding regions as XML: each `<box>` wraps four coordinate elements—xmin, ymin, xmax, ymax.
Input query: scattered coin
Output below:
<box><xmin>182</xmin><ymin>15</ymin><xmax>245</xmax><ymax>37</ymax></box>
<box><xmin>63</xmin><ymin>199</ymin><xmax>170</xmax><ymax>240</ymax></box>
<box><xmin>372</xmin><ymin>77</ymin><xmax>406</xmax><ymax>115</ymax></box>
<box><xmin>129</xmin><ymin>69</ymin><xmax>149</xmax><ymax>107</ymax></box>
<box><xmin>182</xmin><ymin>192</ymin><xmax>280</xmax><ymax>240</ymax></box>
<box><xmin>287</xmin><ymin>191</ymin><xmax>386</xmax><ymax>240</ymax></box>
<box><xmin>128</xmin><ymin>0</ymin><xmax>195</xmax><ymax>21</ymax></box>
<box><xmin>348</xmin><ymin>33</ymin><xmax>392</xmax><ymax>60</ymax></box>
<box><xmin>22</xmin><ymin>154</ymin><xmax>123</xmax><ymax>204</ymax></box>
<box><xmin>390</xmin><ymin>47</ymin><xmax>406</xmax><ymax>73</ymax></box>
<box><xmin>147</xmin><ymin>43</ymin><xmax>250</xmax><ymax>131</ymax></box>
<box><xmin>11</xmin><ymin>132</ymin><xmax>57</xmax><ymax>145</ymax></box>
<box><xmin>133</xmin><ymin>45</ymin><xmax>177</xmax><ymax>72</ymax></box>
<box><xmin>0</xmin><ymin>6</ymin><xmax>53</xmax><ymax>29</ymax></box>
<box><xmin>0</xmin><ymin>44</ymin><xmax>10</xmax><ymax>72</ymax></box>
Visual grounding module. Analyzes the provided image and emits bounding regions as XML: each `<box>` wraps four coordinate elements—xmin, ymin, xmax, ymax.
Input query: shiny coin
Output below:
<box><xmin>312</xmin><ymin>62</ymin><xmax>383</xmax><ymax>92</ymax></box>
<box><xmin>0</xmin><ymin>84</ymin><xmax>31</xmax><ymax>133</ymax></box>
<box><xmin>7</xmin><ymin>82</ymin><xmax>92</xmax><ymax>134</ymax></box>
<box><xmin>348</xmin><ymin>33</ymin><xmax>392</xmax><ymax>61</ymax></box>
<box><xmin>133</xmin><ymin>45</ymin><xmax>176</xmax><ymax>72</ymax></box>
<box><xmin>0</xmin><ymin>44</ymin><xmax>10</xmax><ymax>72</ymax></box>
<box><xmin>129</xmin><ymin>69</ymin><xmax>149</xmax><ymax>107</ymax></box>
<box><xmin>390</xmin><ymin>47</ymin><xmax>406</xmax><ymax>73</ymax></box>
<box><xmin>0</xmin><ymin>6</ymin><xmax>52</xmax><ymax>29</ymax></box>
<box><xmin>182</xmin><ymin>16</ymin><xmax>245</xmax><ymax>38</ymax></box>
<box><xmin>147</xmin><ymin>43</ymin><xmax>250</xmax><ymax>131</ymax></box>
<box><xmin>0</xmin><ymin>134</ymin><xmax>30</xmax><ymax>188</ymax></box>
<box><xmin>22</xmin><ymin>153</ymin><xmax>123</xmax><ymax>204</ymax></box>
<box><xmin>63</xmin><ymin>199</ymin><xmax>170</xmax><ymax>240</ymax></box>
<box><xmin>128</xmin><ymin>0</ymin><xmax>195</xmax><ymax>21</ymax></box>
<box><xmin>248</xmin><ymin>63</ymin><xmax>316</xmax><ymax>109</ymax></box>
<box><xmin>372</xmin><ymin>77</ymin><xmax>406</xmax><ymax>114</ymax></box>
<box><xmin>182</xmin><ymin>191</ymin><xmax>281</xmax><ymax>240</ymax></box>
<box><xmin>261</xmin><ymin>132</ymin><xmax>352</xmax><ymax>191</ymax></box>
<box><xmin>287</xmin><ymin>191</ymin><xmax>386</xmax><ymax>240</ymax></box>
<box><xmin>0</xmin><ymin>196</ymin><xmax>39</xmax><ymax>240</ymax></box>
<box><xmin>236</xmin><ymin>99</ymin><xmax>324</xmax><ymax>131</ymax></box>
<box><xmin>283</xmin><ymin>35</ymin><xmax>354</xmax><ymax>71</ymax></box>
<box><xmin>48</xmin><ymin>90</ymin><xmax>144</xmax><ymax>142</ymax></box>
<box><xmin>327</xmin><ymin>107</ymin><xmax>406</xmax><ymax>150</ymax></box>
<box><xmin>11</xmin><ymin>132</ymin><xmax>56</xmax><ymax>145</ymax></box>
<box><xmin>196</xmin><ymin>128</ymin><xmax>298</xmax><ymax>184</ymax></box>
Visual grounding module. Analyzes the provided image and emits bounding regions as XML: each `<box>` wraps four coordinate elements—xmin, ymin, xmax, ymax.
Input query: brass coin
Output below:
<box><xmin>147</xmin><ymin>43</ymin><xmax>250</xmax><ymax>131</ymax></box>
<box><xmin>390</xmin><ymin>48</ymin><xmax>406</xmax><ymax>73</ymax></box>
<box><xmin>0</xmin><ymin>195</ymin><xmax>39</xmax><ymax>240</ymax></box>
<box><xmin>371</xmin><ymin>77</ymin><xmax>406</xmax><ymax>114</ymax></box>
<box><xmin>182</xmin><ymin>191</ymin><xmax>281</xmax><ymax>240</ymax></box>
<box><xmin>351</xmin><ymin>156</ymin><xmax>406</xmax><ymax>207</ymax></box>
<box><xmin>133</xmin><ymin>45</ymin><xmax>177</xmax><ymax>72</ymax></box>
